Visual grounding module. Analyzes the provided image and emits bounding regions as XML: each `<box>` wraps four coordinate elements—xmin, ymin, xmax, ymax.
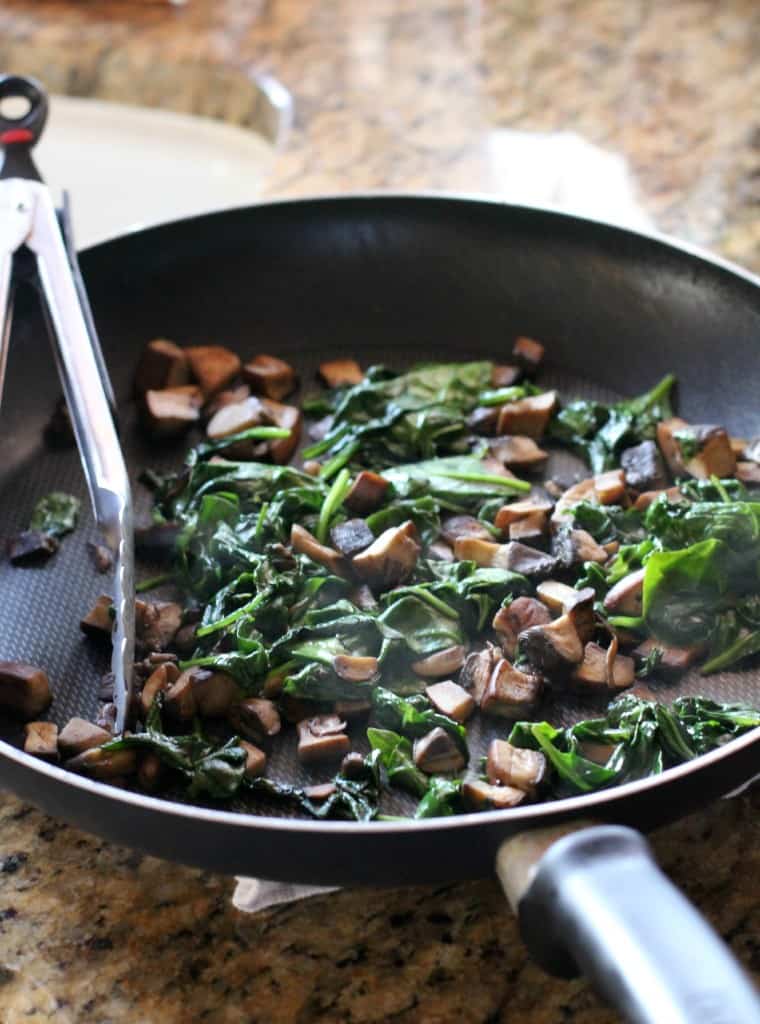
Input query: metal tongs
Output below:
<box><xmin>0</xmin><ymin>75</ymin><xmax>134</xmax><ymax>733</ymax></box>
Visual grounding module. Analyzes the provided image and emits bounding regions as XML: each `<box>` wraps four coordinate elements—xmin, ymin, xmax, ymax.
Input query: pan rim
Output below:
<box><xmin>2</xmin><ymin>192</ymin><xmax>760</xmax><ymax>838</ymax></box>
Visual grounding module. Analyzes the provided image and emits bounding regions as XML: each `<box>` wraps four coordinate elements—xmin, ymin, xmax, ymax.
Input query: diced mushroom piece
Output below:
<box><xmin>165</xmin><ymin>668</ymin><xmax>241</xmax><ymax>721</ymax></box>
<box><xmin>259</xmin><ymin>398</ymin><xmax>302</xmax><ymax>464</ymax></box>
<box><xmin>578</xmin><ymin>741</ymin><xmax>616</xmax><ymax>765</ymax></box>
<box><xmin>44</xmin><ymin>396</ymin><xmax>74</xmax><ymax>448</ymax></box>
<box><xmin>0</xmin><ymin>662</ymin><xmax>52</xmax><ymax>721</ymax></box>
<box><xmin>23</xmin><ymin>722</ymin><xmax>59</xmax><ymax>761</ymax></box>
<box><xmin>620</xmin><ymin>440</ymin><xmax>667</xmax><ymax>492</ymax></box>
<box><xmin>440</xmin><ymin>514</ymin><xmax>493</xmax><ymax>544</ymax></box>
<box><xmin>494</xmin><ymin>498</ymin><xmax>551</xmax><ymax>537</ymax></box>
<box><xmin>512</xmin><ymin>336</ymin><xmax>544</xmax><ymax>374</ymax></box>
<box><xmin>468</xmin><ymin>405</ymin><xmax>500</xmax><ymax>435</ymax></box>
<box><xmin>137</xmin><ymin>752</ymin><xmax>164</xmax><ymax>792</ymax></box>
<box><xmin>572</xmin><ymin>642</ymin><xmax>635</xmax><ymax>690</ymax></box>
<box><xmin>459</xmin><ymin>644</ymin><xmax>502</xmax><ymax>705</ymax></box>
<box><xmin>341</xmin><ymin>751</ymin><xmax>368</xmax><ymax>777</ymax></box>
<box><xmin>412</xmin><ymin>727</ymin><xmax>466</xmax><ymax>774</ymax></box>
<box><xmin>486</xmin><ymin>739</ymin><xmax>546</xmax><ymax>792</ymax></box>
<box><xmin>318</xmin><ymin>358</ymin><xmax>363</xmax><ymax>388</ymax></box>
<box><xmin>8</xmin><ymin>529</ymin><xmax>59</xmax><ymax>564</ymax></box>
<box><xmin>656</xmin><ymin>416</ymin><xmax>689</xmax><ymax>475</ymax></box>
<box><xmin>454</xmin><ymin>537</ymin><xmax>557</xmax><ymax>578</ymax></box>
<box><xmin>411</xmin><ymin>645</ymin><xmax>467</xmax><ymax>678</ymax></box>
<box><xmin>344</xmin><ymin>470</ymin><xmax>390</xmax><ymax>514</ymax></box>
<box><xmin>229</xmin><ymin>697</ymin><xmax>282</xmax><ymax>743</ymax></box>
<box><xmin>552</xmin><ymin>469</ymin><xmax>626</xmax><ymax>521</ymax></box>
<box><xmin>80</xmin><ymin>595</ymin><xmax>113</xmax><ymax>640</ymax></box>
<box><xmin>139</xmin><ymin>662</ymin><xmax>181</xmax><ymax>716</ymax></box>
<box><xmin>134</xmin><ymin>522</ymin><xmax>181</xmax><ymax>562</ymax></box>
<box><xmin>297</xmin><ymin>715</ymin><xmax>350</xmax><ymax>764</ymax></box>
<box><xmin>490</xmin><ymin>435</ymin><xmax>549</xmax><ymax>471</ymax></box>
<box><xmin>604</xmin><ymin>568</ymin><xmax>645</xmax><ymax>616</ymax></box>
<box><xmin>66</xmin><ymin>747</ymin><xmax>137</xmax><ymax>780</ymax></box>
<box><xmin>135</xmin><ymin>600</ymin><xmax>183</xmax><ymax>652</ymax></box>
<box><xmin>330</xmin><ymin>518</ymin><xmax>375</xmax><ymax>558</ymax></box>
<box><xmin>332</xmin><ymin>654</ymin><xmax>380</xmax><ymax>682</ymax></box>
<box><xmin>143</xmin><ymin>386</ymin><xmax>203</xmax><ymax>437</ymax></box>
<box><xmin>185</xmin><ymin>345</ymin><xmax>242</xmax><ymax>396</ymax></box>
<box><xmin>428</xmin><ymin>540</ymin><xmax>455</xmax><ymax>562</ymax></box>
<box><xmin>493</xmin><ymin>597</ymin><xmax>552</xmax><ymax>658</ymax></box>
<box><xmin>491</xmin><ymin>364</ymin><xmax>521</xmax><ymax>388</ymax></box>
<box><xmin>463</xmin><ymin>779</ymin><xmax>527</xmax><ymax>811</ymax></box>
<box><xmin>518</xmin><ymin>613</ymin><xmax>584</xmax><ymax>677</ymax></box>
<box><xmin>552</xmin><ymin>527</ymin><xmax>608</xmax><ymax>567</ymax></box>
<box><xmin>87</xmin><ymin>542</ymin><xmax>113</xmax><ymax>574</ymax></box>
<box><xmin>496</xmin><ymin>391</ymin><xmax>557</xmax><ymax>440</ymax></box>
<box><xmin>632</xmin><ymin>638</ymin><xmax>704</xmax><ymax>673</ymax></box>
<box><xmin>202</xmin><ymin>383</ymin><xmax>251</xmax><ymax>421</ymax></box>
<box><xmin>633</xmin><ymin>486</ymin><xmax>683</xmax><ymax>511</ymax></box>
<box><xmin>291</xmin><ymin>524</ymin><xmax>350</xmax><ymax>577</ymax></box>
<box><xmin>206</xmin><ymin>396</ymin><xmax>264</xmax><ymax>441</ymax></box>
<box><xmin>243</xmin><ymin>354</ymin><xmax>297</xmax><ymax>400</ymax></box>
<box><xmin>737</xmin><ymin>461</ymin><xmax>760</xmax><ymax>485</ymax></box>
<box><xmin>352</xmin><ymin>521</ymin><xmax>421</xmax><ymax>591</ymax></box>
<box><xmin>424</xmin><ymin>680</ymin><xmax>475</xmax><ymax>722</ymax></box>
<box><xmin>240</xmin><ymin>740</ymin><xmax>267</xmax><ymax>779</ymax></box>
<box><xmin>536</xmin><ymin>580</ymin><xmax>579</xmax><ymax>614</ymax></box>
<box><xmin>134</xmin><ymin>338</ymin><xmax>189</xmax><ymax>395</ymax></box>
<box><xmin>58</xmin><ymin>717</ymin><xmax>112</xmax><ymax>757</ymax></box>
<box><xmin>481</xmin><ymin>659</ymin><xmax>543</xmax><ymax>718</ymax></box>
<box><xmin>566</xmin><ymin>588</ymin><xmax>596</xmax><ymax>643</ymax></box>
<box><xmin>658</xmin><ymin>418</ymin><xmax>736</xmax><ymax>480</ymax></box>
<box><xmin>743</xmin><ymin>438</ymin><xmax>760</xmax><ymax>463</ymax></box>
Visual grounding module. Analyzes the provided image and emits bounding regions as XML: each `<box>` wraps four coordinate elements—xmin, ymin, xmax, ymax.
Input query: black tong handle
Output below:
<box><xmin>0</xmin><ymin>75</ymin><xmax>48</xmax><ymax>181</ymax></box>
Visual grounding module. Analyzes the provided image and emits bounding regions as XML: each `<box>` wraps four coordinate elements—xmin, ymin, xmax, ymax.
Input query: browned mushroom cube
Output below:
<box><xmin>633</xmin><ymin>486</ymin><xmax>683</xmax><ymax>512</ymax></box>
<box><xmin>135</xmin><ymin>600</ymin><xmax>183</xmax><ymax>652</ymax></box>
<box><xmin>24</xmin><ymin>721</ymin><xmax>59</xmax><ymax>761</ymax></box>
<box><xmin>736</xmin><ymin>461</ymin><xmax>760</xmax><ymax>485</ymax></box>
<box><xmin>143</xmin><ymin>385</ymin><xmax>203</xmax><ymax>437</ymax></box>
<box><xmin>411</xmin><ymin>645</ymin><xmax>467</xmax><ymax>678</ymax></box>
<box><xmin>344</xmin><ymin>471</ymin><xmax>390</xmax><ymax>514</ymax></box>
<box><xmin>490</xmin><ymin>435</ymin><xmax>548</xmax><ymax>470</ymax></box>
<box><xmin>80</xmin><ymin>595</ymin><xmax>114</xmax><ymax>641</ymax></box>
<box><xmin>494</xmin><ymin>498</ymin><xmax>551</xmax><ymax>536</ymax></box>
<box><xmin>468</xmin><ymin>406</ymin><xmax>501</xmax><ymax>436</ymax></box>
<box><xmin>493</xmin><ymin>597</ymin><xmax>551</xmax><ymax>658</ymax></box>
<box><xmin>240</xmin><ymin>740</ymin><xmax>267</xmax><ymax>778</ymax></box>
<box><xmin>58</xmin><ymin>717</ymin><xmax>112</xmax><ymax>757</ymax></box>
<box><xmin>139</xmin><ymin>662</ymin><xmax>181</xmax><ymax>716</ymax></box>
<box><xmin>459</xmin><ymin>644</ymin><xmax>502</xmax><ymax>705</ymax></box>
<box><xmin>552</xmin><ymin>469</ymin><xmax>626</xmax><ymax>522</ymax></box>
<box><xmin>318</xmin><ymin>359</ymin><xmax>363</xmax><ymax>388</ymax></box>
<box><xmin>491</xmin><ymin>364</ymin><xmax>521</xmax><ymax>388</ymax></box>
<box><xmin>535</xmin><ymin>580</ymin><xmax>579</xmax><ymax>614</ymax></box>
<box><xmin>486</xmin><ymin>739</ymin><xmax>546</xmax><ymax>792</ymax></box>
<box><xmin>332</xmin><ymin>654</ymin><xmax>380</xmax><ymax>682</ymax></box>
<box><xmin>260</xmin><ymin>398</ymin><xmax>302</xmax><ymax>464</ymax></box>
<box><xmin>202</xmin><ymin>383</ymin><xmax>251</xmax><ymax>421</ymax></box>
<box><xmin>632</xmin><ymin>638</ymin><xmax>704</xmax><ymax>674</ymax></box>
<box><xmin>440</xmin><ymin>515</ymin><xmax>493</xmax><ymax>545</ymax></box>
<box><xmin>593</xmin><ymin>469</ymin><xmax>627</xmax><ymax>505</ymax></box>
<box><xmin>297</xmin><ymin>715</ymin><xmax>350</xmax><ymax>764</ymax></box>
<box><xmin>496</xmin><ymin>391</ymin><xmax>557</xmax><ymax>440</ymax></box>
<box><xmin>512</xmin><ymin>336</ymin><xmax>544</xmax><ymax>374</ymax></box>
<box><xmin>412</xmin><ymin>727</ymin><xmax>466</xmax><ymax>774</ymax></box>
<box><xmin>330</xmin><ymin>518</ymin><xmax>375</xmax><ymax>558</ymax></box>
<box><xmin>8</xmin><ymin>530</ymin><xmax>59</xmax><ymax>564</ymax></box>
<box><xmin>135</xmin><ymin>338</ymin><xmax>189</xmax><ymax>396</ymax></box>
<box><xmin>481</xmin><ymin>659</ymin><xmax>543</xmax><ymax>718</ymax></box>
<box><xmin>453</xmin><ymin>537</ymin><xmax>555</xmax><ymax>577</ymax></box>
<box><xmin>0</xmin><ymin>662</ymin><xmax>53</xmax><ymax>720</ymax></box>
<box><xmin>572</xmin><ymin>643</ymin><xmax>635</xmax><ymax>690</ymax></box>
<box><xmin>518</xmin><ymin>613</ymin><xmax>584</xmax><ymax>676</ymax></box>
<box><xmin>228</xmin><ymin>697</ymin><xmax>282</xmax><ymax>743</ymax></box>
<box><xmin>304</xmin><ymin>782</ymin><xmax>337</xmax><ymax>801</ymax></box>
<box><xmin>243</xmin><ymin>354</ymin><xmax>297</xmax><ymax>400</ymax></box>
<box><xmin>291</xmin><ymin>524</ymin><xmax>350</xmax><ymax>577</ymax></box>
<box><xmin>658</xmin><ymin>419</ymin><xmax>736</xmax><ymax>480</ymax></box>
<box><xmin>424</xmin><ymin>680</ymin><xmax>475</xmax><ymax>722</ymax></box>
<box><xmin>206</xmin><ymin>396</ymin><xmax>264</xmax><ymax>441</ymax></box>
<box><xmin>165</xmin><ymin>667</ymin><xmax>240</xmax><ymax>720</ymax></box>
<box><xmin>185</xmin><ymin>345</ymin><xmax>242</xmax><ymax>396</ymax></box>
<box><xmin>462</xmin><ymin>779</ymin><xmax>526</xmax><ymax>811</ymax></box>
<box><xmin>352</xmin><ymin>521</ymin><xmax>421</xmax><ymax>591</ymax></box>
<box><xmin>603</xmin><ymin>568</ymin><xmax>645</xmax><ymax>616</ymax></box>
<box><xmin>428</xmin><ymin>540</ymin><xmax>455</xmax><ymax>562</ymax></box>
<box><xmin>137</xmin><ymin>752</ymin><xmax>164</xmax><ymax>792</ymax></box>
<box><xmin>66</xmin><ymin>747</ymin><xmax>137</xmax><ymax>780</ymax></box>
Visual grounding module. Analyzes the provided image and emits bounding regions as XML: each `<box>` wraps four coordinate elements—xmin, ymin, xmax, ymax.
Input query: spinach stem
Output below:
<box><xmin>136</xmin><ymin>572</ymin><xmax>175</xmax><ymax>593</ymax></box>
<box><xmin>195</xmin><ymin>591</ymin><xmax>267</xmax><ymax>638</ymax></box>
<box><xmin>434</xmin><ymin>469</ymin><xmax>531</xmax><ymax>493</ymax></box>
<box><xmin>316</xmin><ymin>468</ymin><xmax>351</xmax><ymax>543</ymax></box>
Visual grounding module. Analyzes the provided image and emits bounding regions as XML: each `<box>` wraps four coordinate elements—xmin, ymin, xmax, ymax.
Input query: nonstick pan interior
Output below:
<box><xmin>0</xmin><ymin>196</ymin><xmax>759</xmax><ymax>882</ymax></box>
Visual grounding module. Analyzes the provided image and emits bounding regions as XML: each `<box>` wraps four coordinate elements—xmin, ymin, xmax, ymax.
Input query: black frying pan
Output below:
<box><xmin>1</xmin><ymin>185</ymin><xmax>759</xmax><ymax>1021</ymax></box>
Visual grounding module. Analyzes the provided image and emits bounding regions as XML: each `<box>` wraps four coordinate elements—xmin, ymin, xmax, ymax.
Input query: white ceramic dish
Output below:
<box><xmin>36</xmin><ymin>95</ymin><xmax>276</xmax><ymax>246</ymax></box>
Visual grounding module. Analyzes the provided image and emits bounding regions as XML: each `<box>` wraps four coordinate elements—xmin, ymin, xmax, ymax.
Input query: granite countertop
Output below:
<box><xmin>1</xmin><ymin>1</ymin><xmax>759</xmax><ymax>1021</ymax></box>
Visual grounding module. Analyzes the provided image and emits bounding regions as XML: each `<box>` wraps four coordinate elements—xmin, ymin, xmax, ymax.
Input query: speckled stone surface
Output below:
<box><xmin>1</xmin><ymin>1</ymin><xmax>759</xmax><ymax>1021</ymax></box>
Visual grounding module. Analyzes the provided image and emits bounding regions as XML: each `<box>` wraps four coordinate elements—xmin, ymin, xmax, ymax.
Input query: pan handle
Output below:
<box><xmin>497</xmin><ymin>823</ymin><xmax>760</xmax><ymax>1024</ymax></box>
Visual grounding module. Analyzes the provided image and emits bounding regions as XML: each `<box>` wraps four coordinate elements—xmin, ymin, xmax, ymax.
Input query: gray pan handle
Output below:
<box><xmin>497</xmin><ymin>824</ymin><xmax>760</xmax><ymax>1024</ymax></box>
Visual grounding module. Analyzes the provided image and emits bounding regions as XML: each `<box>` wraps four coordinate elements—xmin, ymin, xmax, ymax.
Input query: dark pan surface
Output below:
<box><xmin>1</xmin><ymin>196</ymin><xmax>759</xmax><ymax>883</ymax></box>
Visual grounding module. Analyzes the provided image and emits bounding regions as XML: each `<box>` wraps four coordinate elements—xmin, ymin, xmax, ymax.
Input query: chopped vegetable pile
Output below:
<box><xmin>4</xmin><ymin>336</ymin><xmax>760</xmax><ymax>821</ymax></box>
